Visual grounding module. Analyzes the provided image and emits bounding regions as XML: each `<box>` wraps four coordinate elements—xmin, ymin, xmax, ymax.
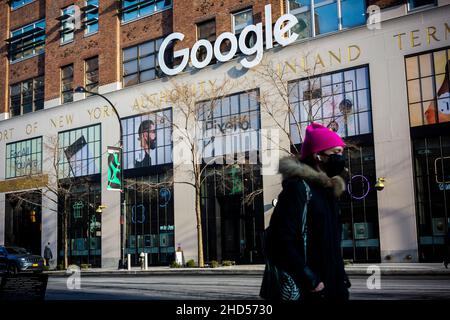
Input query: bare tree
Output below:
<box><xmin>142</xmin><ymin>78</ymin><xmax>235</xmax><ymax>267</ymax></box>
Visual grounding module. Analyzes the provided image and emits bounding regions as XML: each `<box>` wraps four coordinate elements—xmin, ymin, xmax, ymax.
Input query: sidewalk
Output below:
<box><xmin>45</xmin><ymin>263</ymin><xmax>450</xmax><ymax>277</ymax></box>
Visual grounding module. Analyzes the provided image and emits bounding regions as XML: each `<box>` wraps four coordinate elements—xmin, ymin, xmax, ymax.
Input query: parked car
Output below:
<box><xmin>0</xmin><ymin>246</ymin><xmax>44</xmax><ymax>274</ymax></box>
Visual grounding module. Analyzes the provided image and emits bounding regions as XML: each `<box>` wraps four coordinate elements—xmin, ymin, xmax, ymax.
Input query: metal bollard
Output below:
<box><xmin>140</xmin><ymin>252</ymin><xmax>145</xmax><ymax>270</ymax></box>
<box><xmin>127</xmin><ymin>254</ymin><xmax>131</xmax><ymax>271</ymax></box>
<box><xmin>144</xmin><ymin>253</ymin><xmax>148</xmax><ymax>270</ymax></box>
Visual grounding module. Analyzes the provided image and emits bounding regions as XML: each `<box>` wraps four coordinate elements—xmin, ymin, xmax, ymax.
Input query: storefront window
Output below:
<box><xmin>58</xmin><ymin>124</ymin><xmax>101</xmax><ymax>178</ymax></box>
<box><xmin>6</xmin><ymin>136</ymin><xmax>42</xmax><ymax>179</ymax></box>
<box><xmin>288</xmin><ymin>65</ymin><xmax>372</xmax><ymax>144</ymax></box>
<box><xmin>121</xmin><ymin>108</ymin><xmax>172</xmax><ymax>169</ymax></box>
<box><xmin>412</xmin><ymin>135</ymin><xmax>450</xmax><ymax>262</ymax></box>
<box><xmin>405</xmin><ymin>47</ymin><xmax>450</xmax><ymax>127</ymax></box>
<box><xmin>201</xmin><ymin>164</ymin><xmax>264</xmax><ymax>264</ymax></box>
<box><xmin>339</xmin><ymin>139</ymin><xmax>380</xmax><ymax>262</ymax></box>
<box><xmin>58</xmin><ymin>182</ymin><xmax>102</xmax><ymax>267</ymax></box>
<box><xmin>5</xmin><ymin>192</ymin><xmax>42</xmax><ymax>256</ymax></box>
<box><xmin>124</xmin><ymin>171</ymin><xmax>174</xmax><ymax>266</ymax></box>
<box><xmin>197</xmin><ymin>90</ymin><xmax>260</xmax><ymax>160</ymax></box>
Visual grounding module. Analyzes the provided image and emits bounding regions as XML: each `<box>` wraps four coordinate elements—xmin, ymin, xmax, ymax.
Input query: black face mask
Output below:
<box><xmin>322</xmin><ymin>154</ymin><xmax>346</xmax><ymax>177</ymax></box>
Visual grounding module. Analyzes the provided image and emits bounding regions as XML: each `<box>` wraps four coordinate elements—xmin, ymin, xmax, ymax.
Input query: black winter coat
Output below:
<box><xmin>266</xmin><ymin>156</ymin><xmax>350</xmax><ymax>301</ymax></box>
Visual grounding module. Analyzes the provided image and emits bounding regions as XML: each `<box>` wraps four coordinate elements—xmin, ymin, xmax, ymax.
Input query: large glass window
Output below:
<box><xmin>405</xmin><ymin>47</ymin><xmax>450</xmax><ymax>127</ymax></box>
<box><xmin>58</xmin><ymin>183</ymin><xmax>102</xmax><ymax>268</ymax></box>
<box><xmin>84</xmin><ymin>0</ymin><xmax>99</xmax><ymax>35</ymax></box>
<box><xmin>6</xmin><ymin>137</ymin><xmax>42</xmax><ymax>179</ymax></box>
<box><xmin>122</xmin><ymin>38</ymin><xmax>164</xmax><ymax>87</ymax></box>
<box><xmin>58</xmin><ymin>124</ymin><xmax>101</xmax><ymax>178</ymax></box>
<box><xmin>121</xmin><ymin>0</ymin><xmax>172</xmax><ymax>23</ymax></box>
<box><xmin>85</xmin><ymin>56</ymin><xmax>99</xmax><ymax>94</ymax></box>
<box><xmin>60</xmin><ymin>6</ymin><xmax>75</xmax><ymax>44</ymax></box>
<box><xmin>197</xmin><ymin>90</ymin><xmax>261</xmax><ymax>160</ymax></box>
<box><xmin>412</xmin><ymin>135</ymin><xmax>450</xmax><ymax>262</ymax></box>
<box><xmin>339</xmin><ymin>139</ymin><xmax>380</xmax><ymax>262</ymax></box>
<box><xmin>288</xmin><ymin>65</ymin><xmax>372</xmax><ymax>144</ymax></box>
<box><xmin>10</xmin><ymin>76</ymin><xmax>44</xmax><ymax>117</ymax></box>
<box><xmin>61</xmin><ymin>64</ymin><xmax>74</xmax><ymax>103</ymax></box>
<box><xmin>201</xmin><ymin>164</ymin><xmax>264</xmax><ymax>264</ymax></box>
<box><xmin>124</xmin><ymin>171</ymin><xmax>174</xmax><ymax>266</ymax></box>
<box><xmin>5</xmin><ymin>192</ymin><xmax>42</xmax><ymax>256</ymax></box>
<box><xmin>8</xmin><ymin>19</ymin><xmax>45</xmax><ymax>62</ymax></box>
<box><xmin>122</xmin><ymin>108</ymin><xmax>172</xmax><ymax>169</ymax></box>
<box><xmin>287</xmin><ymin>0</ymin><xmax>366</xmax><ymax>38</ymax></box>
<box><xmin>11</xmin><ymin>0</ymin><xmax>35</xmax><ymax>10</ymax></box>
<box><xmin>408</xmin><ymin>0</ymin><xmax>436</xmax><ymax>11</ymax></box>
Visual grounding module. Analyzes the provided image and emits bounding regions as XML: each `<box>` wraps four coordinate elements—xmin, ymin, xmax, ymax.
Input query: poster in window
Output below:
<box><xmin>122</xmin><ymin>109</ymin><xmax>172</xmax><ymax>169</ymax></box>
<box><xmin>406</xmin><ymin>50</ymin><xmax>450</xmax><ymax>126</ymax></box>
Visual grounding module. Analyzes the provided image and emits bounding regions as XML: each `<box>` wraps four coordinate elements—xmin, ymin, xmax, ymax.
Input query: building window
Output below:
<box><xmin>85</xmin><ymin>56</ymin><xmax>99</xmax><ymax>94</ymax></box>
<box><xmin>8</xmin><ymin>19</ymin><xmax>45</xmax><ymax>62</ymax></box>
<box><xmin>233</xmin><ymin>8</ymin><xmax>255</xmax><ymax>48</ymax></box>
<box><xmin>60</xmin><ymin>6</ymin><xmax>75</xmax><ymax>44</ymax></box>
<box><xmin>6</xmin><ymin>137</ymin><xmax>43</xmax><ymax>179</ymax></box>
<box><xmin>124</xmin><ymin>172</ymin><xmax>174</xmax><ymax>266</ymax></box>
<box><xmin>61</xmin><ymin>64</ymin><xmax>74</xmax><ymax>104</ymax></box>
<box><xmin>84</xmin><ymin>0</ymin><xmax>99</xmax><ymax>35</ymax></box>
<box><xmin>288</xmin><ymin>65</ymin><xmax>372</xmax><ymax>144</ymax></box>
<box><xmin>121</xmin><ymin>0</ymin><xmax>172</xmax><ymax>23</ymax></box>
<box><xmin>196</xmin><ymin>19</ymin><xmax>216</xmax><ymax>63</ymax></box>
<box><xmin>408</xmin><ymin>0</ymin><xmax>436</xmax><ymax>11</ymax></box>
<box><xmin>412</xmin><ymin>135</ymin><xmax>450</xmax><ymax>262</ymax></box>
<box><xmin>122</xmin><ymin>38</ymin><xmax>164</xmax><ymax>87</ymax></box>
<box><xmin>122</xmin><ymin>108</ymin><xmax>172</xmax><ymax>169</ymax></box>
<box><xmin>58</xmin><ymin>124</ymin><xmax>101</xmax><ymax>178</ymax></box>
<box><xmin>11</xmin><ymin>0</ymin><xmax>35</xmax><ymax>10</ymax></box>
<box><xmin>10</xmin><ymin>76</ymin><xmax>44</xmax><ymax>117</ymax></box>
<box><xmin>287</xmin><ymin>0</ymin><xmax>366</xmax><ymax>39</ymax></box>
<box><xmin>405</xmin><ymin>47</ymin><xmax>450</xmax><ymax>127</ymax></box>
<box><xmin>197</xmin><ymin>90</ymin><xmax>261</xmax><ymax>159</ymax></box>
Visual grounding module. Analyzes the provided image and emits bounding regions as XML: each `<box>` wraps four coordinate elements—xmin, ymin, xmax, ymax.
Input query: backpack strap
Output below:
<box><xmin>301</xmin><ymin>180</ymin><xmax>311</xmax><ymax>263</ymax></box>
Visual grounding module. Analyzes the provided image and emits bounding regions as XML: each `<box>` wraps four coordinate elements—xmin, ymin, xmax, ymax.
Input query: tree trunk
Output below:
<box><xmin>195</xmin><ymin>186</ymin><xmax>204</xmax><ymax>268</ymax></box>
<box><xmin>64</xmin><ymin>197</ymin><xmax>69</xmax><ymax>269</ymax></box>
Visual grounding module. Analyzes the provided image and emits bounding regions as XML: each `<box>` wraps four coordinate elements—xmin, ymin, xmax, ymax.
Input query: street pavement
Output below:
<box><xmin>44</xmin><ymin>274</ymin><xmax>450</xmax><ymax>300</ymax></box>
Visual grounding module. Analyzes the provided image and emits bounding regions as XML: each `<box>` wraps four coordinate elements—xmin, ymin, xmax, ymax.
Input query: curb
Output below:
<box><xmin>45</xmin><ymin>268</ymin><xmax>450</xmax><ymax>277</ymax></box>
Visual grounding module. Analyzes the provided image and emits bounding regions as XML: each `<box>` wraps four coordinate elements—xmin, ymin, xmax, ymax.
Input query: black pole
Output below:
<box><xmin>74</xmin><ymin>87</ymin><xmax>125</xmax><ymax>269</ymax></box>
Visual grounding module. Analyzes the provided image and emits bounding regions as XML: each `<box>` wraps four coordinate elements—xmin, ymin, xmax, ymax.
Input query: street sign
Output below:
<box><xmin>107</xmin><ymin>146</ymin><xmax>122</xmax><ymax>191</ymax></box>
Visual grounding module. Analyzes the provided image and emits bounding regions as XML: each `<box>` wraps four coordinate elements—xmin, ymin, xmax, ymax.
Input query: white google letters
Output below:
<box><xmin>158</xmin><ymin>5</ymin><xmax>299</xmax><ymax>76</ymax></box>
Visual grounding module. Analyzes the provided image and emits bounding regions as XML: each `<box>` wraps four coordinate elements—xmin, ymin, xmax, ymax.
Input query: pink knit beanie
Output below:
<box><xmin>299</xmin><ymin>122</ymin><xmax>346</xmax><ymax>160</ymax></box>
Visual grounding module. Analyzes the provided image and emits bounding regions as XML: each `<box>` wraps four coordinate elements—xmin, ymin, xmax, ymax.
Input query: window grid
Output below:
<box><xmin>61</xmin><ymin>64</ymin><xmax>74</xmax><ymax>103</ymax></box>
<box><xmin>10</xmin><ymin>76</ymin><xmax>44</xmax><ymax>117</ymax></box>
<box><xmin>9</xmin><ymin>19</ymin><xmax>45</xmax><ymax>62</ymax></box>
<box><xmin>122</xmin><ymin>38</ymin><xmax>164</xmax><ymax>87</ymax></box>
<box><xmin>197</xmin><ymin>90</ymin><xmax>261</xmax><ymax>159</ymax></box>
<box><xmin>287</xmin><ymin>0</ymin><xmax>366</xmax><ymax>39</ymax></box>
<box><xmin>85</xmin><ymin>0</ymin><xmax>99</xmax><ymax>35</ymax></box>
<box><xmin>122</xmin><ymin>0</ymin><xmax>173</xmax><ymax>23</ymax></box>
<box><xmin>121</xmin><ymin>108</ymin><xmax>173</xmax><ymax>169</ymax></box>
<box><xmin>61</xmin><ymin>6</ymin><xmax>75</xmax><ymax>44</ymax></box>
<box><xmin>288</xmin><ymin>65</ymin><xmax>372</xmax><ymax>144</ymax></box>
<box><xmin>11</xmin><ymin>0</ymin><xmax>35</xmax><ymax>10</ymax></box>
<box><xmin>85</xmin><ymin>56</ymin><xmax>99</xmax><ymax>95</ymax></box>
<box><xmin>405</xmin><ymin>47</ymin><xmax>450</xmax><ymax>127</ymax></box>
<box><xmin>58</xmin><ymin>124</ymin><xmax>101</xmax><ymax>179</ymax></box>
<box><xmin>6</xmin><ymin>137</ymin><xmax>43</xmax><ymax>179</ymax></box>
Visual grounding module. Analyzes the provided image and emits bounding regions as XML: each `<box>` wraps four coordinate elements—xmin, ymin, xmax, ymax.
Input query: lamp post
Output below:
<box><xmin>74</xmin><ymin>86</ymin><xmax>126</xmax><ymax>269</ymax></box>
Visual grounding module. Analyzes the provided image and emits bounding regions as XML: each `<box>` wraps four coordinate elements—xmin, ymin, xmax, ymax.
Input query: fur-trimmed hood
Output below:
<box><xmin>279</xmin><ymin>156</ymin><xmax>346</xmax><ymax>198</ymax></box>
